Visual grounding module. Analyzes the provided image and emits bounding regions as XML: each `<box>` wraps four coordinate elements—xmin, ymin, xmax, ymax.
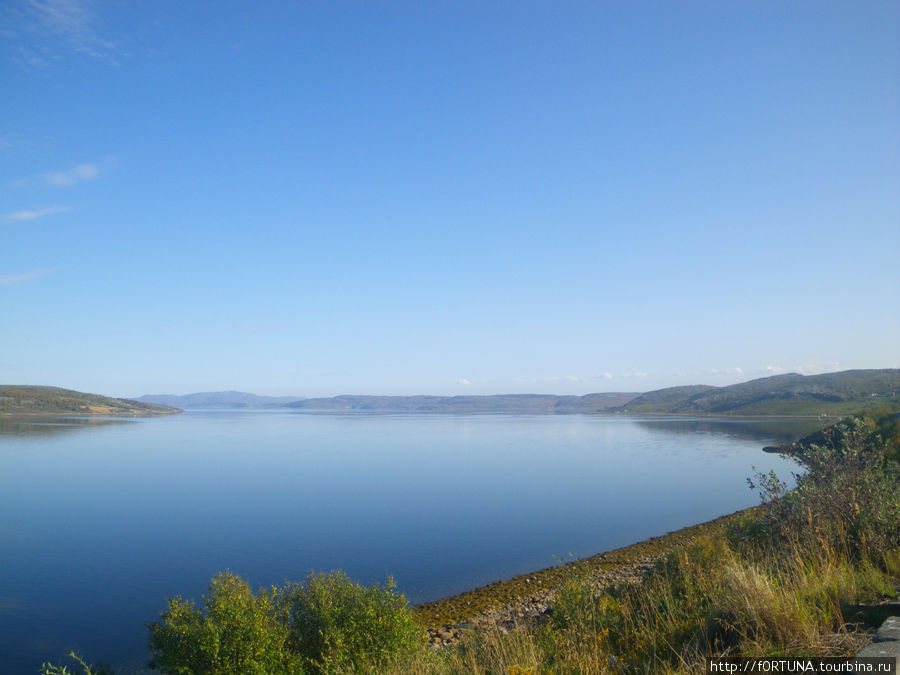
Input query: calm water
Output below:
<box><xmin>0</xmin><ymin>412</ymin><xmax>819</xmax><ymax>672</ymax></box>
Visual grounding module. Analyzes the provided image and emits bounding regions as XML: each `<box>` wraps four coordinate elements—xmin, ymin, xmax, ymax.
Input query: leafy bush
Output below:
<box><xmin>147</xmin><ymin>572</ymin><xmax>302</xmax><ymax>674</ymax></box>
<box><xmin>750</xmin><ymin>416</ymin><xmax>900</xmax><ymax>562</ymax></box>
<box><xmin>860</xmin><ymin>405</ymin><xmax>900</xmax><ymax>465</ymax></box>
<box><xmin>146</xmin><ymin>570</ymin><xmax>421</xmax><ymax>674</ymax></box>
<box><xmin>285</xmin><ymin>571</ymin><xmax>421</xmax><ymax>673</ymax></box>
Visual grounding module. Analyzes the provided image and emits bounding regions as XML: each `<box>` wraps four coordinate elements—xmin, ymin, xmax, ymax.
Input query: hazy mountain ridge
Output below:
<box><xmin>617</xmin><ymin>369</ymin><xmax>900</xmax><ymax>416</ymax></box>
<box><xmin>132</xmin><ymin>369</ymin><xmax>900</xmax><ymax>416</ymax></box>
<box><xmin>0</xmin><ymin>386</ymin><xmax>180</xmax><ymax>416</ymax></box>
<box><xmin>285</xmin><ymin>393</ymin><xmax>639</xmax><ymax>413</ymax></box>
<box><xmin>135</xmin><ymin>391</ymin><xmax>303</xmax><ymax>409</ymax></box>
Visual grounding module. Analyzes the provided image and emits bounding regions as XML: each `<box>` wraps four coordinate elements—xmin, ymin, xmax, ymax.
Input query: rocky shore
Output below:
<box><xmin>415</xmin><ymin>508</ymin><xmax>755</xmax><ymax>647</ymax></box>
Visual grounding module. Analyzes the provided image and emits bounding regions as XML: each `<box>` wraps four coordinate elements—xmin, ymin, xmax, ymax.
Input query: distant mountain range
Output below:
<box><xmin>0</xmin><ymin>386</ymin><xmax>180</xmax><ymax>416</ymax></box>
<box><xmin>133</xmin><ymin>391</ymin><xmax>638</xmax><ymax>413</ymax></box>
<box><xmin>615</xmin><ymin>369</ymin><xmax>899</xmax><ymax>416</ymax></box>
<box><xmin>134</xmin><ymin>369</ymin><xmax>899</xmax><ymax>417</ymax></box>
<box><xmin>5</xmin><ymin>371</ymin><xmax>895</xmax><ymax>419</ymax></box>
<box><xmin>135</xmin><ymin>391</ymin><xmax>301</xmax><ymax>409</ymax></box>
<box><xmin>284</xmin><ymin>393</ymin><xmax>638</xmax><ymax>414</ymax></box>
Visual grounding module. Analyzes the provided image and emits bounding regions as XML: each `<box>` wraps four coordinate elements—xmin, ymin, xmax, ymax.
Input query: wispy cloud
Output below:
<box><xmin>798</xmin><ymin>361</ymin><xmax>840</xmax><ymax>374</ymax></box>
<box><xmin>458</xmin><ymin>378</ymin><xmax>471</xmax><ymax>386</ymax></box>
<box><xmin>709</xmin><ymin>366</ymin><xmax>744</xmax><ymax>376</ymax></box>
<box><xmin>11</xmin><ymin>161</ymin><xmax>102</xmax><ymax>188</ymax></box>
<box><xmin>29</xmin><ymin>0</ymin><xmax>116</xmax><ymax>61</ymax></box>
<box><xmin>0</xmin><ymin>271</ymin><xmax>44</xmax><ymax>286</ymax></box>
<box><xmin>621</xmin><ymin>371</ymin><xmax>648</xmax><ymax>378</ymax></box>
<box><xmin>602</xmin><ymin>372</ymin><xmax>614</xmax><ymax>379</ymax></box>
<box><xmin>4</xmin><ymin>0</ymin><xmax>119</xmax><ymax>67</ymax></box>
<box><xmin>44</xmin><ymin>162</ymin><xmax>98</xmax><ymax>186</ymax></box>
<box><xmin>5</xmin><ymin>205</ymin><xmax>70</xmax><ymax>221</ymax></box>
<box><xmin>515</xmin><ymin>374</ymin><xmax>603</xmax><ymax>385</ymax></box>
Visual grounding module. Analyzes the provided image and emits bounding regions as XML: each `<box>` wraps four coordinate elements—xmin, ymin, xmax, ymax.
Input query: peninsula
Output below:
<box><xmin>0</xmin><ymin>385</ymin><xmax>181</xmax><ymax>416</ymax></box>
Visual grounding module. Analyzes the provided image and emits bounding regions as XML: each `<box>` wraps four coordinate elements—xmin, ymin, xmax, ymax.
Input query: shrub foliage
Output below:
<box><xmin>748</xmin><ymin>416</ymin><xmax>900</xmax><ymax>561</ymax></box>
<box><xmin>146</xmin><ymin>571</ymin><xmax>420</xmax><ymax>674</ymax></box>
<box><xmin>285</xmin><ymin>571</ymin><xmax>420</xmax><ymax>672</ymax></box>
<box><xmin>147</xmin><ymin>572</ymin><xmax>301</xmax><ymax>674</ymax></box>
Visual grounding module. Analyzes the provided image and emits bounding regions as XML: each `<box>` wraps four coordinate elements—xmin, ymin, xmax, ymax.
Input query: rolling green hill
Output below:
<box><xmin>616</xmin><ymin>369</ymin><xmax>900</xmax><ymax>416</ymax></box>
<box><xmin>0</xmin><ymin>386</ymin><xmax>181</xmax><ymax>416</ymax></box>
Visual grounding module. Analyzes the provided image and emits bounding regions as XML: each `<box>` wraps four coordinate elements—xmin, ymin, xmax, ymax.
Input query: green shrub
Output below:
<box><xmin>146</xmin><ymin>570</ymin><xmax>421</xmax><ymax>674</ymax></box>
<box><xmin>147</xmin><ymin>572</ymin><xmax>302</xmax><ymax>674</ymax></box>
<box><xmin>751</xmin><ymin>416</ymin><xmax>900</xmax><ymax>562</ymax></box>
<box><xmin>285</xmin><ymin>571</ymin><xmax>421</xmax><ymax>673</ymax></box>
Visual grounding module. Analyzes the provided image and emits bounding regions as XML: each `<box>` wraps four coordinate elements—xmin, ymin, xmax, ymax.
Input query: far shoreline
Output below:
<box><xmin>596</xmin><ymin>410</ymin><xmax>842</xmax><ymax>420</ymax></box>
<box><xmin>0</xmin><ymin>408</ymin><xmax>182</xmax><ymax>417</ymax></box>
<box><xmin>1</xmin><ymin>408</ymin><xmax>838</xmax><ymax>419</ymax></box>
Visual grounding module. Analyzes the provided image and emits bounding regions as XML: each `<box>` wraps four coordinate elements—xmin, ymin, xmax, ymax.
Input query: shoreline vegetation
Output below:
<box><xmin>41</xmin><ymin>406</ymin><xmax>899</xmax><ymax>674</ymax></box>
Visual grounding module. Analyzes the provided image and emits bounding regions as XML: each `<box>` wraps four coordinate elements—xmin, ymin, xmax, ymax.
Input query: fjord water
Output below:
<box><xmin>0</xmin><ymin>412</ymin><xmax>816</xmax><ymax>672</ymax></box>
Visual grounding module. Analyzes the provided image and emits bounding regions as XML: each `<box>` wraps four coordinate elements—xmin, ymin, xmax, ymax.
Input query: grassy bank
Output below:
<box><xmin>44</xmin><ymin>411</ymin><xmax>899</xmax><ymax>674</ymax></box>
<box><xmin>415</xmin><ymin>509</ymin><xmax>755</xmax><ymax>629</ymax></box>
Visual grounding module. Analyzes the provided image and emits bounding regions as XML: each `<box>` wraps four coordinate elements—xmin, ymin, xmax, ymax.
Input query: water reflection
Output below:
<box><xmin>631</xmin><ymin>417</ymin><xmax>828</xmax><ymax>445</ymax></box>
<box><xmin>0</xmin><ymin>411</ymin><xmax>813</xmax><ymax>672</ymax></box>
<box><xmin>0</xmin><ymin>416</ymin><xmax>130</xmax><ymax>438</ymax></box>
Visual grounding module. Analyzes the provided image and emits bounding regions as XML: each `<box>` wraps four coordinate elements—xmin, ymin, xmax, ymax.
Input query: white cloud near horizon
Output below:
<box><xmin>602</xmin><ymin>372</ymin><xmax>614</xmax><ymax>379</ymax></box>
<box><xmin>5</xmin><ymin>205</ymin><xmax>70</xmax><ymax>221</ymax></box>
<box><xmin>0</xmin><ymin>271</ymin><xmax>44</xmax><ymax>286</ymax></box>
<box><xmin>458</xmin><ymin>378</ymin><xmax>471</xmax><ymax>386</ymax></box>
<box><xmin>45</xmin><ymin>162</ymin><xmax>98</xmax><ymax>186</ymax></box>
<box><xmin>709</xmin><ymin>367</ymin><xmax>744</xmax><ymax>375</ymax></box>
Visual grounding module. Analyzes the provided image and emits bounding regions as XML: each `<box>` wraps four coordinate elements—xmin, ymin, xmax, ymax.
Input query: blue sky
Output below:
<box><xmin>2</xmin><ymin>1</ymin><xmax>898</xmax><ymax>398</ymax></box>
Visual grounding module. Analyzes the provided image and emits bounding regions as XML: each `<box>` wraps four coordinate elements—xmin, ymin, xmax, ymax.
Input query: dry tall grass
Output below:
<box><xmin>377</xmin><ymin>534</ymin><xmax>897</xmax><ymax>674</ymax></box>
